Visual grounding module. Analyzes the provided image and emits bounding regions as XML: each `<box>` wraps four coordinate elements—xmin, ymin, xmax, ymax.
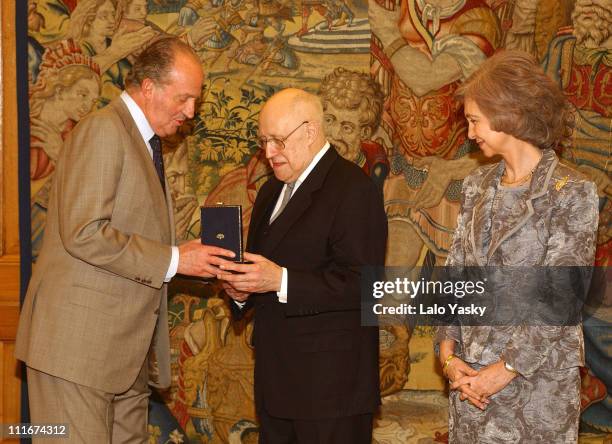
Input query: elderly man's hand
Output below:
<box><xmin>177</xmin><ymin>239</ymin><xmax>235</xmax><ymax>278</ymax></box>
<box><xmin>216</xmin><ymin>252</ymin><xmax>282</xmax><ymax>293</ymax></box>
<box><xmin>221</xmin><ymin>282</ymin><xmax>250</xmax><ymax>303</ymax></box>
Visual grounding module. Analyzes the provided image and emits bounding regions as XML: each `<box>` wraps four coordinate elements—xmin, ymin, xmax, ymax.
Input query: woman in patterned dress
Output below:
<box><xmin>436</xmin><ymin>50</ymin><xmax>599</xmax><ymax>443</ymax></box>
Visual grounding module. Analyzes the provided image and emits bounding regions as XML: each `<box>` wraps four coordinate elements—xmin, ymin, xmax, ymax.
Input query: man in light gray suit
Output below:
<box><xmin>15</xmin><ymin>37</ymin><xmax>234</xmax><ymax>443</ymax></box>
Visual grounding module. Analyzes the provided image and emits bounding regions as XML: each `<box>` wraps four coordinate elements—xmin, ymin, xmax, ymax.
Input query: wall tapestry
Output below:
<box><xmin>25</xmin><ymin>0</ymin><xmax>610</xmax><ymax>442</ymax></box>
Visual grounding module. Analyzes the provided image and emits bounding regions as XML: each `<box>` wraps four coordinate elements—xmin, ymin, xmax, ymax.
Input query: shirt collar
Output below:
<box><xmin>120</xmin><ymin>91</ymin><xmax>155</xmax><ymax>144</ymax></box>
<box><xmin>293</xmin><ymin>141</ymin><xmax>330</xmax><ymax>191</ymax></box>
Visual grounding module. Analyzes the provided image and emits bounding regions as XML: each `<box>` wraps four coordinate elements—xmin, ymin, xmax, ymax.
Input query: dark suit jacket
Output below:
<box><xmin>235</xmin><ymin>147</ymin><xmax>387</xmax><ymax>420</ymax></box>
<box><xmin>16</xmin><ymin>97</ymin><xmax>175</xmax><ymax>393</ymax></box>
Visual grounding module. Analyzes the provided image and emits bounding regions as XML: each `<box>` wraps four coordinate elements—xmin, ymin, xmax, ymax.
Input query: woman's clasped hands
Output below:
<box><xmin>446</xmin><ymin>357</ymin><xmax>517</xmax><ymax>410</ymax></box>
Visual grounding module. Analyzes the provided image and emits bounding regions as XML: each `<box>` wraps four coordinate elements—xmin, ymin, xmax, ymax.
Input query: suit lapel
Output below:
<box><xmin>165</xmin><ymin>179</ymin><xmax>175</xmax><ymax>245</ymax></box>
<box><xmin>247</xmin><ymin>179</ymin><xmax>283</xmax><ymax>252</ymax></box>
<box><xmin>110</xmin><ymin>99</ymin><xmax>171</xmax><ymax>241</ymax></box>
<box><xmin>469</xmin><ymin>164</ymin><xmax>501</xmax><ymax>266</ymax></box>
<box><xmin>468</xmin><ymin>150</ymin><xmax>557</xmax><ymax>264</ymax></box>
<box><xmin>257</xmin><ymin>148</ymin><xmax>338</xmax><ymax>256</ymax></box>
<box><xmin>486</xmin><ymin>150</ymin><xmax>557</xmax><ymax>260</ymax></box>
<box><xmin>111</xmin><ymin>99</ymin><xmax>174</xmax><ymax>388</ymax></box>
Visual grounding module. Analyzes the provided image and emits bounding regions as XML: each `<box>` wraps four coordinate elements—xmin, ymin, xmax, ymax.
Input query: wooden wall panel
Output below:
<box><xmin>0</xmin><ymin>0</ymin><xmax>22</xmax><ymax>439</ymax></box>
<box><xmin>1</xmin><ymin>342</ymin><xmax>20</xmax><ymax>443</ymax></box>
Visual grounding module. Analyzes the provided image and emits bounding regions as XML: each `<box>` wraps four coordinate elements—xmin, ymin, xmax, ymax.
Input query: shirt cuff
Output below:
<box><xmin>164</xmin><ymin>246</ymin><xmax>179</xmax><ymax>282</ymax></box>
<box><xmin>277</xmin><ymin>267</ymin><xmax>288</xmax><ymax>303</ymax></box>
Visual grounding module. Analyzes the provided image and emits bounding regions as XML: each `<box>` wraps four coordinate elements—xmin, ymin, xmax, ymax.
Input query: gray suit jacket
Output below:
<box><xmin>16</xmin><ymin>97</ymin><xmax>175</xmax><ymax>393</ymax></box>
<box><xmin>437</xmin><ymin>149</ymin><xmax>598</xmax><ymax>376</ymax></box>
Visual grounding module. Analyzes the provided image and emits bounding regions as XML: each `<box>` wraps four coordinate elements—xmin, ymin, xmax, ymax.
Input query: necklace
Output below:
<box><xmin>500</xmin><ymin>170</ymin><xmax>533</xmax><ymax>186</ymax></box>
<box><xmin>501</xmin><ymin>154</ymin><xmax>542</xmax><ymax>186</ymax></box>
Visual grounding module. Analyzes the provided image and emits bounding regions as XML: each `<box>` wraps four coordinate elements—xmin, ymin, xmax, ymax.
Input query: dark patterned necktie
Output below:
<box><xmin>149</xmin><ymin>135</ymin><xmax>165</xmax><ymax>192</ymax></box>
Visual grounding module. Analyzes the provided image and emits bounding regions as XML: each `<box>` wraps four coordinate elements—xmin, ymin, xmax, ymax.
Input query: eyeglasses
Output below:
<box><xmin>257</xmin><ymin>121</ymin><xmax>309</xmax><ymax>151</ymax></box>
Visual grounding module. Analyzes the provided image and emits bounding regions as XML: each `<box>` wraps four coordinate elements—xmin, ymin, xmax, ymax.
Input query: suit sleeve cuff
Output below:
<box><xmin>277</xmin><ymin>267</ymin><xmax>288</xmax><ymax>303</ymax></box>
<box><xmin>164</xmin><ymin>246</ymin><xmax>179</xmax><ymax>282</ymax></box>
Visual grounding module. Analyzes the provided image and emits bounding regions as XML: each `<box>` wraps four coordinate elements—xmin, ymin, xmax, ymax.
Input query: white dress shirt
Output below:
<box><xmin>272</xmin><ymin>142</ymin><xmax>331</xmax><ymax>303</ymax></box>
<box><xmin>234</xmin><ymin>142</ymin><xmax>331</xmax><ymax>308</ymax></box>
<box><xmin>120</xmin><ymin>91</ymin><xmax>179</xmax><ymax>282</ymax></box>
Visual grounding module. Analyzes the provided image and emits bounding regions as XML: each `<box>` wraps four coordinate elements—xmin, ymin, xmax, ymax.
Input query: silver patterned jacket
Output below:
<box><xmin>437</xmin><ymin>149</ymin><xmax>599</xmax><ymax>376</ymax></box>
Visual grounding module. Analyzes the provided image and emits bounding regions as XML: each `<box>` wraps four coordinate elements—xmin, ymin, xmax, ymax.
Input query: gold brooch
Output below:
<box><xmin>555</xmin><ymin>176</ymin><xmax>569</xmax><ymax>191</ymax></box>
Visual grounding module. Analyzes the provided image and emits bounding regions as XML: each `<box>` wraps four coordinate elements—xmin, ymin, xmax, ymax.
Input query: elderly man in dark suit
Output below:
<box><xmin>218</xmin><ymin>88</ymin><xmax>387</xmax><ymax>444</ymax></box>
<box><xmin>16</xmin><ymin>38</ymin><xmax>235</xmax><ymax>443</ymax></box>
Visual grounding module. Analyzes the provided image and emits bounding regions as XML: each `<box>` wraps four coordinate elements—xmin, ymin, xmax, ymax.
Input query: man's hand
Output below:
<box><xmin>451</xmin><ymin>360</ymin><xmax>517</xmax><ymax>409</ymax></box>
<box><xmin>216</xmin><ymin>252</ymin><xmax>282</xmax><ymax>293</ymax></box>
<box><xmin>221</xmin><ymin>282</ymin><xmax>250</xmax><ymax>303</ymax></box>
<box><xmin>177</xmin><ymin>239</ymin><xmax>235</xmax><ymax>278</ymax></box>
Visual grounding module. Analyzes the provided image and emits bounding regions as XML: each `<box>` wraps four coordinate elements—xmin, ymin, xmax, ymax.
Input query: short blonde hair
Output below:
<box><xmin>456</xmin><ymin>50</ymin><xmax>574</xmax><ymax>150</ymax></box>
